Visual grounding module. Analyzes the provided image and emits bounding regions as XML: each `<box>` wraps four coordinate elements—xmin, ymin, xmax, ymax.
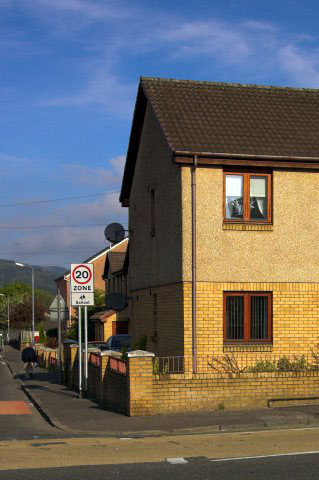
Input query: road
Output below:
<box><xmin>0</xmin><ymin>351</ymin><xmax>58</xmax><ymax>440</ymax></box>
<box><xmin>1</xmin><ymin>350</ymin><xmax>319</xmax><ymax>478</ymax></box>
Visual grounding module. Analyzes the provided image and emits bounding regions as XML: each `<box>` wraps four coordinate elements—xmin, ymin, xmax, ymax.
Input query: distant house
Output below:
<box><xmin>55</xmin><ymin>246</ymin><xmax>110</xmax><ymax>330</ymax></box>
<box><xmin>120</xmin><ymin>76</ymin><xmax>319</xmax><ymax>371</ymax></box>
<box><xmin>92</xmin><ymin>238</ymin><xmax>129</xmax><ymax>341</ymax></box>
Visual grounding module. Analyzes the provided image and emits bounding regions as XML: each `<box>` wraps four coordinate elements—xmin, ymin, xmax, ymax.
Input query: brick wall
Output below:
<box><xmin>100</xmin><ymin>354</ymin><xmax>128</xmax><ymax>414</ymax></box>
<box><xmin>151</xmin><ymin>370</ymin><xmax>319</xmax><ymax>413</ymax></box>
<box><xmin>185</xmin><ymin>282</ymin><xmax>319</xmax><ymax>369</ymax></box>
<box><xmin>128</xmin><ymin>356</ymin><xmax>154</xmax><ymax>416</ymax></box>
<box><xmin>62</xmin><ymin>349</ymin><xmax>319</xmax><ymax>416</ymax></box>
<box><xmin>130</xmin><ymin>283</ymin><xmax>184</xmax><ymax>356</ymax></box>
<box><xmin>130</xmin><ymin>281</ymin><xmax>319</xmax><ymax>372</ymax></box>
<box><xmin>127</xmin><ymin>355</ymin><xmax>319</xmax><ymax>415</ymax></box>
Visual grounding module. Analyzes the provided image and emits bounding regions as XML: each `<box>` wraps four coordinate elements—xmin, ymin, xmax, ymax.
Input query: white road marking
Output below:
<box><xmin>167</xmin><ymin>458</ymin><xmax>188</xmax><ymax>464</ymax></box>
<box><xmin>210</xmin><ymin>450</ymin><xmax>319</xmax><ymax>462</ymax></box>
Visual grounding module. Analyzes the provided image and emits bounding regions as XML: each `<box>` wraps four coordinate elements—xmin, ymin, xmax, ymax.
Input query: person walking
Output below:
<box><xmin>21</xmin><ymin>342</ymin><xmax>38</xmax><ymax>379</ymax></box>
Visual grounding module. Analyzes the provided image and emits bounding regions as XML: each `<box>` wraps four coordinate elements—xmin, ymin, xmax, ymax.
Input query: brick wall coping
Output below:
<box><xmin>128</xmin><ymin>350</ymin><xmax>155</xmax><ymax>357</ymax></box>
<box><xmin>100</xmin><ymin>350</ymin><xmax>122</xmax><ymax>357</ymax></box>
<box><xmin>87</xmin><ymin>347</ymin><xmax>102</xmax><ymax>353</ymax></box>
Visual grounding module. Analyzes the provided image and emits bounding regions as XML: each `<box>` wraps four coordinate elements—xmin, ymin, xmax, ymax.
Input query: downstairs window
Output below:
<box><xmin>224</xmin><ymin>292</ymin><xmax>272</xmax><ymax>343</ymax></box>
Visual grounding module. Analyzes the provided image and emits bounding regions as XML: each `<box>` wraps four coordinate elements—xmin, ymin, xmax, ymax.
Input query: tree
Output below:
<box><xmin>9</xmin><ymin>298</ymin><xmax>47</xmax><ymax>330</ymax></box>
<box><xmin>67</xmin><ymin>289</ymin><xmax>106</xmax><ymax>341</ymax></box>
<box><xmin>0</xmin><ymin>282</ymin><xmax>53</xmax><ymax>331</ymax></box>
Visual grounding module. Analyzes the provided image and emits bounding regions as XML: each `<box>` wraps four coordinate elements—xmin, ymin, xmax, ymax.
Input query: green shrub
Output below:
<box><xmin>38</xmin><ymin>324</ymin><xmax>46</xmax><ymax>343</ymax></box>
<box><xmin>277</xmin><ymin>355</ymin><xmax>309</xmax><ymax>371</ymax></box>
<box><xmin>153</xmin><ymin>357</ymin><xmax>159</xmax><ymax>374</ymax></box>
<box><xmin>133</xmin><ymin>334</ymin><xmax>147</xmax><ymax>351</ymax></box>
<box><xmin>247</xmin><ymin>360</ymin><xmax>277</xmax><ymax>373</ymax></box>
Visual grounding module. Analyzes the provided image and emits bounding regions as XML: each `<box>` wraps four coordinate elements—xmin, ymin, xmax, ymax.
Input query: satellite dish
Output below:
<box><xmin>106</xmin><ymin>292</ymin><xmax>127</xmax><ymax>311</ymax></box>
<box><xmin>104</xmin><ymin>223</ymin><xmax>125</xmax><ymax>244</ymax></box>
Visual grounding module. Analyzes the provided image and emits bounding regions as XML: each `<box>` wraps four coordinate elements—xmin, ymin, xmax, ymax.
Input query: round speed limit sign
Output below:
<box><xmin>71</xmin><ymin>263</ymin><xmax>94</xmax><ymax>292</ymax></box>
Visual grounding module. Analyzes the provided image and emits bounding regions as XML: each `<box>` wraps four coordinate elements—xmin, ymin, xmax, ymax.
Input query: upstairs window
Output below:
<box><xmin>224</xmin><ymin>171</ymin><xmax>272</xmax><ymax>223</ymax></box>
<box><xmin>224</xmin><ymin>292</ymin><xmax>272</xmax><ymax>343</ymax></box>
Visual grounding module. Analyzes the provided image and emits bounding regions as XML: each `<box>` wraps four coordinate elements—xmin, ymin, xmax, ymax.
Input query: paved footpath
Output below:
<box><xmin>4</xmin><ymin>346</ymin><xmax>319</xmax><ymax>437</ymax></box>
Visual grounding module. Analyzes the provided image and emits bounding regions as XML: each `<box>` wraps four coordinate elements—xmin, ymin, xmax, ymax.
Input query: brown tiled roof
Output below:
<box><xmin>90</xmin><ymin>309</ymin><xmax>115</xmax><ymax>322</ymax></box>
<box><xmin>141</xmin><ymin>78</ymin><xmax>319</xmax><ymax>157</ymax></box>
<box><xmin>108</xmin><ymin>252</ymin><xmax>126</xmax><ymax>274</ymax></box>
<box><xmin>120</xmin><ymin>77</ymin><xmax>319</xmax><ymax>204</ymax></box>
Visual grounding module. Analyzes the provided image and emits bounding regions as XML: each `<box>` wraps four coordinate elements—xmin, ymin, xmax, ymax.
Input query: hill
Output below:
<box><xmin>0</xmin><ymin>259</ymin><xmax>67</xmax><ymax>295</ymax></box>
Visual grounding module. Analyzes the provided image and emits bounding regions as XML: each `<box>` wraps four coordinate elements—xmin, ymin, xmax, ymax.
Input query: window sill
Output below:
<box><xmin>223</xmin><ymin>223</ymin><xmax>273</xmax><ymax>231</ymax></box>
<box><xmin>223</xmin><ymin>344</ymin><xmax>273</xmax><ymax>353</ymax></box>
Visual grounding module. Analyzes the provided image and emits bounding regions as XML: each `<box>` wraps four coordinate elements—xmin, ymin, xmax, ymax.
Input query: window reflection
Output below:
<box><xmin>250</xmin><ymin>176</ymin><xmax>267</xmax><ymax>220</ymax></box>
<box><xmin>226</xmin><ymin>175</ymin><xmax>243</xmax><ymax>219</ymax></box>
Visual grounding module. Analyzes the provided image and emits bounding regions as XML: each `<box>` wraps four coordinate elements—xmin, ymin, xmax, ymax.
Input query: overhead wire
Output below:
<box><xmin>0</xmin><ymin>222</ymin><xmax>128</xmax><ymax>229</ymax></box>
<box><xmin>0</xmin><ymin>190</ymin><xmax>120</xmax><ymax>208</ymax></box>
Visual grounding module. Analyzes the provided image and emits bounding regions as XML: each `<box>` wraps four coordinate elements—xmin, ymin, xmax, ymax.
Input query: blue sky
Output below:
<box><xmin>1</xmin><ymin>0</ymin><xmax>319</xmax><ymax>267</ymax></box>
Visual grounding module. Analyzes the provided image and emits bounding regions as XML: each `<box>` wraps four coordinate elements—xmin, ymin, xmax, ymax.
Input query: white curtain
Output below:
<box><xmin>250</xmin><ymin>177</ymin><xmax>266</xmax><ymax>216</ymax></box>
<box><xmin>226</xmin><ymin>175</ymin><xmax>243</xmax><ymax>196</ymax></box>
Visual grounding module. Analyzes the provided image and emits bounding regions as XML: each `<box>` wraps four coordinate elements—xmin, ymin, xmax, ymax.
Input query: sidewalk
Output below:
<box><xmin>5</xmin><ymin>345</ymin><xmax>319</xmax><ymax>437</ymax></box>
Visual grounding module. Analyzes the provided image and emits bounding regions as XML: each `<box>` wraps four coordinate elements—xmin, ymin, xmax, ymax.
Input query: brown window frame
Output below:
<box><xmin>223</xmin><ymin>170</ymin><xmax>272</xmax><ymax>224</ymax></box>
<box><xmin>223</xmin><ymin>291</ymin><xmax>272</xmax><ymax>344</ymax></box>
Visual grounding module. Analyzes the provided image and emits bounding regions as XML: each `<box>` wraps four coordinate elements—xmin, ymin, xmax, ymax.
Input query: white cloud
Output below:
<box><xmin>0</xmin><ymin>191</ymin><xmax>128</xmax><ymax>265</ymax></box>
<box><xmin>161</xmin><ymin>20</ymin><xmax>251</xmax><ymax>64</ymax></box>
<box><xmin>63</xmin><ymin>155</ymin><xmax>125</xmax><ymax>187</ymax></box>
<box><xmin>278</xmin><ymin>44</ymin><xmax>319</xmax><ymax>87</ymax></box>
<box><xmin>39</xmin><ymin>71</ymin><xmax>135</xmax><ymax>117</ymax></box>
<box><xmin>20</xmin><ymin>0</ymin><xmax>129</xmax><ymax>21</ymax></box>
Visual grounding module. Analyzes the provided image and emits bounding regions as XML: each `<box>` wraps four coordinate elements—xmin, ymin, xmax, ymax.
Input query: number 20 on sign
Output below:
<box><xmin>71</xmin><ymin>264</ymin><xmax>94</xmax><ymax>292</ymax></box>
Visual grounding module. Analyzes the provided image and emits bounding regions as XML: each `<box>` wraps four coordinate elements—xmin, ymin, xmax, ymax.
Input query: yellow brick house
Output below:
<box><xmin>120</xmin><ymin>77</ymin><xmax>319</xmax><ymax>373</ymax></box>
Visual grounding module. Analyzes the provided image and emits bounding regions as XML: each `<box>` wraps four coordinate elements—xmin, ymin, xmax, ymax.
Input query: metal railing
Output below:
<box><xmin>153</xmin><ymin>356</ymin><xmax>184</xmax><ymax>374</ymax></box>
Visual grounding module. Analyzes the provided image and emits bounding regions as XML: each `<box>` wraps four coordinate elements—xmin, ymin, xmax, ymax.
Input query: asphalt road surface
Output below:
<box><xmin>0</xmin><ymin>351</ymin><xmax>57</xmax><ymax>440</ymax></box>
<box><xmin>2</xmin><ymin>349</ymin><xmax>319</xmax><ymax>479</ymax></box>
<box><xmin>0</xmin><ymin>452</ymin><xmax>319</xmax><ymax>480</ymax></box>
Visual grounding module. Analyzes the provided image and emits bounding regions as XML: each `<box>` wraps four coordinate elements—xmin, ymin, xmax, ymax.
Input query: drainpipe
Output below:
<box><xmin>191</xmin><ymin>155</ymin><xmax>198</xmax><ymax>374</ymax></box>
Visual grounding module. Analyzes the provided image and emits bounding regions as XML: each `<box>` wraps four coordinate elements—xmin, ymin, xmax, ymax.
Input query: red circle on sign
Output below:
<box><xmin>72</xmin><ymin>264</ymin><xmax>93</xmax><ymax>284</ymax></box>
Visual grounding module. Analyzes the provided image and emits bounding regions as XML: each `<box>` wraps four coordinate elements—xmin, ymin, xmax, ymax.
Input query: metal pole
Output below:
<box><xmin>31</xmin><ymin>267</ymin><xmax>35</xmax><ymax>346</ymax></box>
<box><xmin>69</xmin><ymin>279</ymin><xmax>72</xmax><ymax>328</ymax></box>
<box><xmin>191</xmin><ymin>155</ymin><xmax>197</xmax><ymax>374</ymax></box>
<box><xmin>84</xmin><ymin>306</ymin><xmax>88</xmax><ymax>396</ymax></box>
<box><xmin>7</xmin><ymin>299</ymin><xmax>9</xmax><ymax>344</ymax></box>
<box><xmin>78</xmin><ymin>307</ymin><xmax>83</xmax><ymax>398</ymax></box>
<box><xmin>57</xmin><ymin>289</ymin><xmax>62</xmax><ymax>384</ymax></box>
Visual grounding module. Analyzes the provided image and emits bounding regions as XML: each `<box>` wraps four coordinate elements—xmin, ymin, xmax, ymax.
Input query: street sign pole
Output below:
<box><xmin>78</xmin><ymin>306</ymin><xmax>83</xmax><ymax>398</ymax></box>
<box><xmin>57</xmin><ymin>288</ymin><xmax>62</xmax><ymax>385</ymax></box>
<box><xmin>70</xmin><ymin>264</ymin><xmax>94</xmax><ymax>399</ymax></box>
<box><xmin>84</xmin><ymin>306</ymin><xmax>88</xmax><ymax>396</ymax></box>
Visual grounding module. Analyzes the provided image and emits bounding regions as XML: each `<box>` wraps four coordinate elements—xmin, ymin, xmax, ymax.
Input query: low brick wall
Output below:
<box><xmin>101</xmin><ymin>356</ymin><xmax>128</xmax><ymax>414</ymax></box>
<box><xmin>88</xmin><ymin>359</ymin><xmax>100</xmax><ymax>400</ymax></box>
<box><xmin>151</xmin><ymin>370</ymin><xmax>319</xmax><ymax>413</ymax></box>
<box><xmin>62</xmin><ymin>350</ymin><xmax>319</xmax><ymax>416</ymax></box>
<box><xmin>34</xmin><ymin>346</ymin><xmax>58</xmax><ymax>371</ymax></box>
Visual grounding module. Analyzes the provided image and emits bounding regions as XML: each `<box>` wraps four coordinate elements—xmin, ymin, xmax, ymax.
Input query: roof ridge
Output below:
<box><xmin>140</xmin><ymin>76</ymin><xmax>319</xmax><ymax>93</ymax></box>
